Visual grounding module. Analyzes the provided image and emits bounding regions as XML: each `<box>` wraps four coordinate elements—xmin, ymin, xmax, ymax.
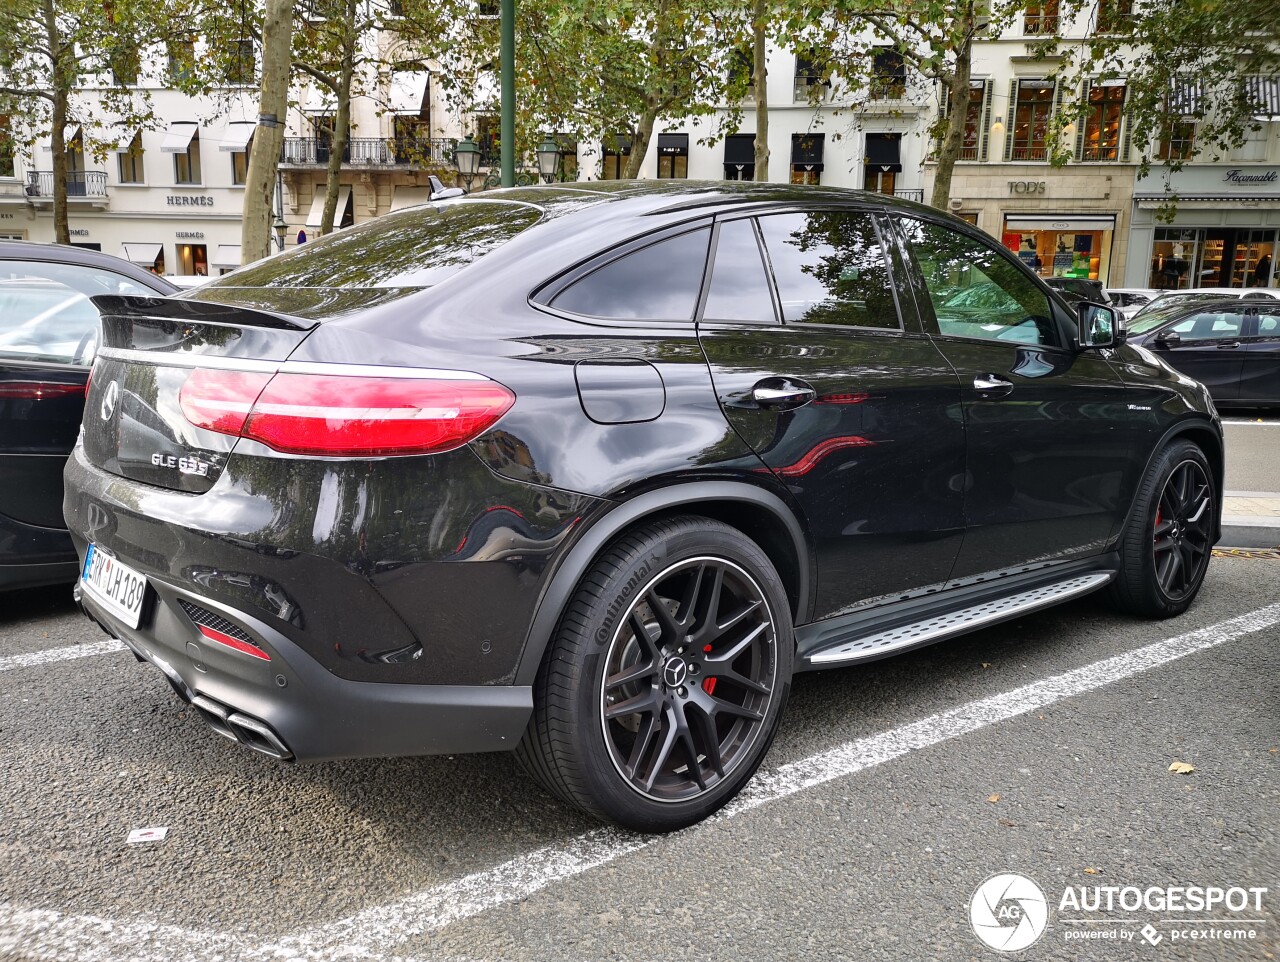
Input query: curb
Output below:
<box><xmin>1219</xmin><ymin>492</ymin><xmax>1280</xmax><ymax>550</ymax></box>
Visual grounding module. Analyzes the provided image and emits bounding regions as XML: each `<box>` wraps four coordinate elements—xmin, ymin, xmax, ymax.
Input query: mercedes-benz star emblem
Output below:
<box><xmin>663</xmin><ymin>657</ymin><xmax>688</xmax><ymax>689</ymax></box>
<box><xmin>99</xmin><ymin>381</ymin><xmax>119</xmax><ymax>422</ymax></box>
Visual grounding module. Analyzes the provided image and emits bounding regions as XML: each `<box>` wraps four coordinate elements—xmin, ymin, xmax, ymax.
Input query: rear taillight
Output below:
<box><xmin>0</xmin><ymin>380</ymin><xmax>88</xmax><ymax>399</ymax></box>
<box><xmin>179</xmin><ymin>368</ymin><xmax>514</xmax><ymax>457</ymax></box>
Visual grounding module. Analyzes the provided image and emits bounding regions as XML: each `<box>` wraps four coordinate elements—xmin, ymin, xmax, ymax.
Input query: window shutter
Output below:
<box><xmin>979</xmin><ymin>78</ymin><xmax>995</xmax><ymax>161</ymax></box>
<box><xmin>1003</xmin><ymin>79</ymin><xmax>1018</xmax><ymax>161</ymax></box>
<box><xmin>1074</xmin><ymin>78</ymin><xmax>1090</xmax><ymax>161</ymax></box>
<box><xmin>1120</xmin><ymin>88</ymin><xmax>1133</xmax><ymax>162</ymax></box>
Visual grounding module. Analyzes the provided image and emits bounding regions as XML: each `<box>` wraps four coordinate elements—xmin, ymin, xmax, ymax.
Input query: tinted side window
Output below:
<box><xmin>551</xmin><ymin>228</ymin><xmax>711</xmax><ymax>321</ymax></box>
<box><xmin>0</xmin><ymin>261</ymin><xmax>155</xmax><ymax>366</ymax></box>
<box><xmin>1169</xmin><ymin>310</ymin><xmax>1245</xmax><ymax>341</ymax></box>
<box><xmin>757</xmin><ymin>211</ymin><xmax>899</xmax><ymax>329</ymax></box>
<box><xmin>702</xmin><ymin>219</ymin><xmax>774</xmax><ymax>323</ymax></box>
<box><xmin>902</xmin><ymin>217</ymin><xmax>1057</xmax><ymax>346</ymax></box>
<box><xmin>1256</xmin><ymin>306</ymin><xmax>1280</xmax><ymax>336</ymax></box>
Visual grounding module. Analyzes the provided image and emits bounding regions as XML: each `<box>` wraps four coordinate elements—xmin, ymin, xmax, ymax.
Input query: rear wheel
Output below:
<box><xmin>517</xmin><ymin>516</ymin><xmax>793</xmax><ymax>832</ymax></box>
<box><xmin>1109</xmin><ymin>439</ymin><xmax>1215</xmax><ymax>618</ymax></box>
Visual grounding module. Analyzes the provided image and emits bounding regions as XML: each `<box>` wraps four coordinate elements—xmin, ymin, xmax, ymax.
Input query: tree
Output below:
<box><xmin>1053</xmin><ymin>0</ymin><xmax>1280</xmax><ymax>195</ymax></box>
<box><xmin>0</xmin><ymin>0</ymin><xmax>180</xmax><ymax>243</ymax></box>
<box><xmin>241</xmin><ymin>0</ymin><xmax>290</xmax><ymax>263</ymax></box>
<box><xmin>750</xmin><ymin>0</ymin><xmax>769</xmax><ymax>181</ymax></box>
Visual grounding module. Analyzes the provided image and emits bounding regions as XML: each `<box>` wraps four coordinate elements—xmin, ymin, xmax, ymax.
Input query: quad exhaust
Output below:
<box><xmin>190</xmin><ymin>695</ymin><xmax>294</xmax><ymax>761</ymax></box>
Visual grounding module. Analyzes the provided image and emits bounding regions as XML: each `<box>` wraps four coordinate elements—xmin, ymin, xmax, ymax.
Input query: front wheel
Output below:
<box><xmin>517</xmin><ymin>516</ymin><xmax>793</xmax><ymax>832</ymax></box>
<box><xmin>1108</xmin><ymin>439</ymin><xmax>1216</xmax><ymax>618</ymax></box>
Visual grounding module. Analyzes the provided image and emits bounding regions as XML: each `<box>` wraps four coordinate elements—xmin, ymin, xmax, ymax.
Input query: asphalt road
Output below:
<box><xmin>2</xmin><ymin>555</ymin><xmax>1277</xmax><ymax>962</ymax></box>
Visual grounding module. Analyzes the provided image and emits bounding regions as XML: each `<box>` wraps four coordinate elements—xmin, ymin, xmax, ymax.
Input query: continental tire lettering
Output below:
<box><xmin>595</xmin><ymin>552</ymin><xmax>664</xmax><ymax>644</ymax></box>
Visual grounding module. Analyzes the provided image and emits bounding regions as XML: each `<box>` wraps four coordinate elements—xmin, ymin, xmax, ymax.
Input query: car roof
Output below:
<box><xmin>1155</xmin><ymin>287</ymin><xmax>1279</xmax><ymax>297</ymax></box>
<box><xmin>0</xmin><ymin>240</ymin><xmax>178</xmax><ymax>294</ymax></box>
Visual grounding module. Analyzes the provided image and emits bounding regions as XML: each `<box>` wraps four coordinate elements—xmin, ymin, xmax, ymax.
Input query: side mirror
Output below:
<box><xmin>1077</xmin><ymin>302</ymin><xmax>1119</xmax><ymax>349</ymax></box>
<box><xmin>1154</xmin><ymin>330</ymin><xmax>1181</xmax><ymax>348</ymax></box>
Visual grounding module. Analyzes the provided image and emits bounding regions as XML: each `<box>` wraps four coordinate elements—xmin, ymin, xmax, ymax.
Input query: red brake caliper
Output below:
<box><xmin>1154</xmin><ymin>508</ymin><xmax>1162</xmax><ymax>543</ymax></box>
<box><xmin>701</xmin><ymin>644</ymin><xmax>716</xmax><ymax>695</ymax></box>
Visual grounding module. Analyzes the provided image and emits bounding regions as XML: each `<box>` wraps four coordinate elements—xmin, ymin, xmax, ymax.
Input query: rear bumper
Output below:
<box><xmin>75</xmin><ymin>575</ymin><xmax>533</xmax><ymax>762</ymax></box>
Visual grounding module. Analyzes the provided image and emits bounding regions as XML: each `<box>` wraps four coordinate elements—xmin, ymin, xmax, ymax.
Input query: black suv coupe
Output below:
<box><xmin>65</xmin><ymin>183</ymin><xmax>1222</xmax><ymax>831</ymax></box>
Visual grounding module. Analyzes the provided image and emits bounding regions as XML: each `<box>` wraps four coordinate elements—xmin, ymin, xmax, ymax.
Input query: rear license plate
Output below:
<box><xmin>81</xmin><ymin>544</ymin><xmax>147</xmax><ymax>629</ymax></box>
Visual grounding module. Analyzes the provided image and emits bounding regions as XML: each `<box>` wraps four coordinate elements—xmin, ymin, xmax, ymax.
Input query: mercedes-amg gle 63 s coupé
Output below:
<box><xmin>66</xmin><ymin>183</ymin><xmax>1222</xmax><ymax>831</ymax></box>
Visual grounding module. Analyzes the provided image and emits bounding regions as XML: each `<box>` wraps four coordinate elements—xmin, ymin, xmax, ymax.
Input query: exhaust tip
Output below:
<box><xmin>226</xmin><ymin>712</ymin><xmax>293</xmax><ymax>761</ymax></box>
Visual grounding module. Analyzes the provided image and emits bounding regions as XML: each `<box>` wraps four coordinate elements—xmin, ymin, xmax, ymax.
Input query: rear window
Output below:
<box><xmin>202</xmin><ymin>201</ymin><xmax>542</xmax><ymax>291</ymax></box>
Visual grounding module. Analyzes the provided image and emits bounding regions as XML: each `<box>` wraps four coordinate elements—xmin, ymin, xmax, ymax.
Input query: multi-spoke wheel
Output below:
<box><xmin>518</xmin><ymin>516</ymin><xmax>793</xmax><ymax>831</ymax></box>
<box><xmin>1109</xmin><ymin>439</ymin><xmax>1216</xmax><ymax>618</ymax></box>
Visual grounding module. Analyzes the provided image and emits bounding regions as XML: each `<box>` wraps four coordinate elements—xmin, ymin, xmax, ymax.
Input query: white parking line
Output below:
<box><xmin>2</xmin><ymin>601</ymin><xmax>1278</xmax><ymax>962</ymax></box>
<box><xmin>0</xmin><ymin>639</ymin><xmax>126</xmax><ymax>673</ymax></box>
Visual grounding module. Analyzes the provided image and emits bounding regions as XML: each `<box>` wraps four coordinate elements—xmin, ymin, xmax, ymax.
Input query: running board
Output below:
<box><xmin>804</xmin><ymin>572</ymin><xmax>1114</xmax><ymax>668</ymax></box>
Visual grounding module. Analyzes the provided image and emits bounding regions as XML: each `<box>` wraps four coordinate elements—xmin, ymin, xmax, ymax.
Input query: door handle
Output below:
<box><xmin>750</xmin><ymin>378</ymin><xmax>816</xmax><ymax>410</ymax></box>
<box><xmin>1216</xmin><ymin>342</ymin><xmax>1241</xmax><ymax>350</ymax></box>
<box><xmin>973</xmin><ymin>374</ymin><xmax>1014</xmax><ymax>397</ymax></box>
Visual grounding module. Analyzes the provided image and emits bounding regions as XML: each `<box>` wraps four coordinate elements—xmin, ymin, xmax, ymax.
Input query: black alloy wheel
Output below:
<box><xmin>600</xmin><ymin>556</ymin><xmax>777</xmax><ymax>802</ymax></box>
<box><xmin>1109</xmin><ymin>439</ymin><xmax>1216</xmax><ymax>618</ymax></box>
<box><xmin>518</xmin><ymin>516</ymin><xmax>793</xmax><ymax>832</ymax></box>
<box><xmin>1151</xmin><ymin>459</ymin><xmax>1214</xmax><ymax>602</ymax></box>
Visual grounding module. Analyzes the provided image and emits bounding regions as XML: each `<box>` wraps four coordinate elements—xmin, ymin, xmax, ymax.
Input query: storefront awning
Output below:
<box><xmin>120</xmin><ymin>243</ymin><xmax>163</xmax><ymax>266</ymax></box>
<box><xmin>161</xmin><ymin>122</ymin><xmax>199</xmax><ymax>153</ymax></box>
<box><xmin>390</xmin><ymin>186</ymin><xmax>433</xmax><ymax>211</ymax></box>
<box><xmin>723</xmin><ymin>134</ymin><xmax>755</xmax><ymax>166</ymax></box>
<box><xmin>111</xmin><ymin>130</ymin><xmax>141</xmax><ymax>153</ymax></box>
<box><xmin>219</xmin><ymin>121</ymin><xmax>255</xmax><ymax>152</ymax></box>
<box><xmin>42</xmin><ymin>125</ymin><xmax>81</xmax><ymax>150</ymax></box>
<box><xmin>864</xmin><ymin>132</ymin><xmax>902</xmax><ymax>172</ymax></box>
<box><xmin>1003</xmin><ymin>214</ymin><xmax>1116</xmax><ymax>231</ymax></box>
<box><xmin>306</xmin><ymin>185</ymin><xmax>352</xmax><ymax>228</ymax></box>
<box><xmin>1136</xmin><ymin>194</ymin><xmax>1279</xmax><ymax>207</ymax></box>
<box><xmin>212</xmin><ymin>244</ymin><xmax>242</xmax><ymax>267</ymax></box>
<box><xmin>602</xmin><ymin>134</ymin><xmax>631</xmax><ymax>156</ymax></box>
<box><xmin>791</xmin><ymin>133</ymin><xmax>825</xmax><ymax>170</ymax></box>
<box><xmin>658</xmin><ymin>133</ymin><xmax>688</xmax><ymax>156</ymax></box>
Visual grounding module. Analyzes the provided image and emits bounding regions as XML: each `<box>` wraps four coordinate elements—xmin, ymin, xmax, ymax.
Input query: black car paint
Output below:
<box><xmin>62</xmin><ymin>182</ymin><xmax>1222</xmax><ymax>763</ymax></box>
<box><xmin>0</xmin><ymin>242</ymin><xmax>176</xmax><ymax>589</ymax></box>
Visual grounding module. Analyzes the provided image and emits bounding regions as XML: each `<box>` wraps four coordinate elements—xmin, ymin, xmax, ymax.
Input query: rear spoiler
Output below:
<box><xmin>91</xmin><ymin>294</ymin><xmax>315</xmax><ymax>331</ymax></box>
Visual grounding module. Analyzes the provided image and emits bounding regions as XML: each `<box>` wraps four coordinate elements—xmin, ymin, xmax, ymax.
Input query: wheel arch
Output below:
<box><xmin>514</xmin><ymin>481</ymin><xmax>812</xmax><ymax>686</ymax></box>
<box><xmin>1129</xmin><ymin>417</ymin><xmax>1225</xmax><ymax>542</ymax></box>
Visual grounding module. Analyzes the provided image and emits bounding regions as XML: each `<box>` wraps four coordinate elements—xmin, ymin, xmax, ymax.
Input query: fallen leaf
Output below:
<box><xmin>981</xmin><ymin>662</ymin><xmax>992</xmax><ymax>669</ymax></box>
<box><xmin>987</xmin><ymin>793</ymin><xmax>1000</xmax><ymax>803</ymax></box>
<box><xmin>998</xmin><ymin>818</ymin><xmax>1016</xmax><ymax>827</ymax></box>
<box><xmin>1084</xmin><ymin>867</ymin><xmax>1099</xmax><ymax>875</ymax></box>
<box><xmin>1168</xmin><ymin>761</ymin><xmax>1195</xmax><ymax>774</ymax></box>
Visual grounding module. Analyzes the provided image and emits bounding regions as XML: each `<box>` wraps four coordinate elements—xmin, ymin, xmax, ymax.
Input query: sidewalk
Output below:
<box><xmin>1220</xmin><ymin>491</ymin><xmax>1280</xmax><ymax>549</ymax></box>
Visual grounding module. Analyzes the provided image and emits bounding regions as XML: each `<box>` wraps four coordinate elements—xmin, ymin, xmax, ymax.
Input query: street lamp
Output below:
<box><xmin>272</xmin><ymin>213</ymin><xmax>288</xmax><ymax>252</ymax></box>
<box><xmin>453</xmin><ymin>135</ymin><xmax>481</xmax><ymax>193</ymax></box>
<box><xmin>536</xmin><ymin>134</ymin><xmax>563</xmax><ymax>184</ymax></box>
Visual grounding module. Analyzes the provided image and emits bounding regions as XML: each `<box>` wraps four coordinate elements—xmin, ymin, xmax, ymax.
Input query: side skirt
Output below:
<box><xmin>796</xmin><ymin>559</ymin><xmax>1117</xmax><ymax>672</ymax></box>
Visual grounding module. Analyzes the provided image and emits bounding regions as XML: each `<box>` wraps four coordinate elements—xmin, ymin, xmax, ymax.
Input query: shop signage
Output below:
<box><xmin>175</xmin><ymin>231</ymin><xmax>205</xmax><ymax>239</ymax></box>
<box><xmin>166</xmin><ymin>195</ymin><xmax>214</xmax><ymax>207</ymax></box>
<box><xmin>0</xmin><ymin>213</ymin><xmax>14</xmax><ymax>220</ymax></box>
<box><xmin>1223</xmin><ymin>168</ymin><xmax>1277</xmax><ymax>185</ymax></box>
<box><xmin>68</xmin><ymin>229</ymin><xmax>89</xmax><ymax>237</ymax></box>
<box><xmin>1009</xmin><ymin>181</ymin><xmax>1047</xmax><ymax>194</ymax></box>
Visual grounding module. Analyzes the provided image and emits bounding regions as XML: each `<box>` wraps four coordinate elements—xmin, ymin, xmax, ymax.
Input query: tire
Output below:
<box><xmin>1108</xmin><ymin>439</ymin><xmax>1216</xmax><ymax>618</ymax></box>
<box><xmin>517</xmin><ymin>515</ymin><xmax>794</xmax><ymax>832</ymax></box>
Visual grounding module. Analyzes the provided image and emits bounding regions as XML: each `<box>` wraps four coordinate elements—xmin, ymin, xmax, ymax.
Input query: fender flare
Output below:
<box><xmin>513</xmin><ymin>481</ymin><xmax>812</xmax><ymax>686</ymax></box>
<box><xmin>1120</xmin><ymin>415</ymin><xmax>1225</xmax><ymax>543</ymax></box>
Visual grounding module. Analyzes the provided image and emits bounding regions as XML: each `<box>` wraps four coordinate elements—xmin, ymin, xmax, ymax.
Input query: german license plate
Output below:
<box><xmin>81</xmin><ymin>544</ymin><xmax>147</xmax><ymax>629</ymax></box>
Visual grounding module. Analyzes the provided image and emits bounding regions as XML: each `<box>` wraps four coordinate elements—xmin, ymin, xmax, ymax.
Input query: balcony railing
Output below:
<box><xmin>280</xmin><ymin>136</ymin><xmax>454</xmax><ymax>168</ymax></box>
<box><xmin>1080</xmin><ymin>144</ymin><xmax>1121</xmax><ymax>162</ymax></box>
<box><xmin>1023</xmin><ymin>12</ymin><xmax>1059</xmax><ymax>34</ymax></box>
<box><xmin>25</xmin><ymin>170</ymin><xmax>108</xmax><ymax>198</ymax></box>
<box><xmin>893</xmin><ymin>188</ymin><xmax>925</xmax><ymax>202</ymax></box>
<box><xmin>1009</xmin><ymin>145</ymin><xmax>1049</xmax><ymax>162</ymax></box>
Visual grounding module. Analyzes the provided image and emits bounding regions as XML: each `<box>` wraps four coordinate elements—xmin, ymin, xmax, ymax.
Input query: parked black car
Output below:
<box><xmin>65</xmin><ymin>183</ymin><xmax>1222</xmax><ymax>831</ymax></box>
<box><xmin>1042</xmin><ymin>275</ymin><xmax>1110</xmax><ymax>305</ymax></box>
<box><xmin>1125</xmin><ymin>297</ymin><xmax>1280</xmax><ymax>407</ymax></box>
<box><xmin>0</xmin><ymin>242</ymin><xmax>176</xmax><ymax>590</ymax></box>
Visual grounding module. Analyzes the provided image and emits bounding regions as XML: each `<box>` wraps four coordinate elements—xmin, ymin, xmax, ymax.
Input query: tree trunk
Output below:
<box><xmin>242</xmin><ymin>0</ymin><xmax>292</xmax><ymax>263</ymax></box>
<box><xmin>320</xmin><ymin>5</ymin><xmax>355</xmax><ymax>236</ymax></box>
<box><xmin>930</xmin><ymin>39</ymin><xmax>973</xmax><ymax>210</ymax></box>
<box><xmin>42</xmin><ymin>0</ymin><xmax>69</xmax><ymax>245</ymax></box>
<box><xmin>625</xmin><ymin>102</ymin><xmax>658</xmax><ymax>179</ymax></box>
<box><xmin>751</xmin><ymin>0</ymin><xmax>769</xmax><ymax>181</ymax></box>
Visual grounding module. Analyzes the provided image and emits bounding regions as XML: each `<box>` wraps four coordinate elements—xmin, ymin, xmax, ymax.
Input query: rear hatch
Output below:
<box><xmin>83</xmin><ymin>296</ymin><xmax>313</xmax><ymax>493</ymax></box>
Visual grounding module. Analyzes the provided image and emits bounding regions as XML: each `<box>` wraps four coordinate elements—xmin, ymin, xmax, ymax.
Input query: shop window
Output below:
<box><xmin>601</xmin><ymin>133</ymin><xmax>630</xmax><ymax>180</ymax></box>
<box><xmin>790</xmin><ymin>133</ymin><xmax>824</xmax><ymax>185</ymax></box>
<box><xmin>118</xmin><ymin>132</ymin><xmax>144</xmax><ymax>183</ymax></box>
<box><xmin>863</xmin><ymin>132</ymin><xmax>902</xmax><ymax>194</ymax></box>
<box><xmin>1080</xmin><ymin>82</ymin><xmax>1125</xmax><ymax>161</ymax></box>
<box><xmin>1002</xmin><ymin>223</ymin><xmax>1111</xmax><ymax>282</ymax></box>
<box><xmin>958</xmin><ymin>79</ymin><xmax>991</xmax><ymax>160</ymax></box>
<box><xmin>1024</xmin><ymin>0</ymin><xmax>1059</xmax><ymax>35</ymax></box>
<box><xmin>1235</xmin><ymin>230</ymin><xmax>1276</xmax><ymax>288</ymax></box>
<box><xmin>1007</xmin><ymin>79</ymin><xmax>1055</xmax><ymax>161</ymax></box>
<box><xmin>657</xmin><ymin>133</ymin><xmax>688</xmax><ymax>179</ymax></box>
<box><xmin>174</xmin><ymin>131</ymin><xmax>201</xmax><ymax>185</ymax></box>
<box><xmin>231</xmin><ymin>136</ymin><xmax>252</xmax><ymax>186</ymax></box>
<box><xmin>723</xmin><ymin>133</ymin><xmax>755</xmax><ymax>180</ymax></box>
<box><xmin>1149</xmin><ymin>228</ymin><xmax>1201</xmax><ymax>290</ymax></box>
<box><xmin>177</xmin><ymin>243</ymin><xmax>208</xmax><ymax>277</ymax></box>
<box><xmin>793</xmin><ymin>52</ymin><xmax>829</xmax><ymax>103</ymax></box>
<box><xmin>0</xmin><ymin>116</ymin><xmax>14</xmax><ymax>178</ymax></box>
